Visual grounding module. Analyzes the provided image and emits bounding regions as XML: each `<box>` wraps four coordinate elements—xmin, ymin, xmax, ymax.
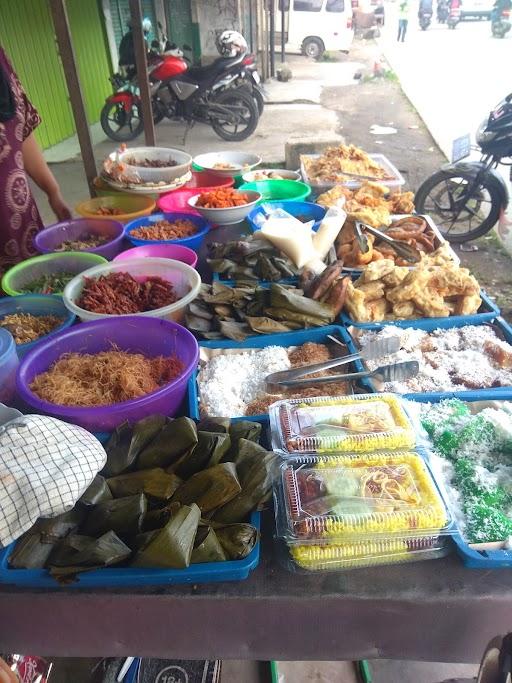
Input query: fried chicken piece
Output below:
<box><xmin>360</xmin><ymin>258</ymin><xmax>395</xmax><ymax>283</ymax></box>
<box><xmin>366</xmin><ymin>298</ymin><xmax>390</xmax><ymax>321</ymax></box>
<box><xmin>381</xmin><ymin>267</ymin><xmax>410</xmax><ymax>287</ymax></box>
<box><xmin>357</xmin><ymin>281</ymin><xmax>386</xmax><ymax>300</ymax></box>
<box><xmin>412</xmin><ymin>289</ymin><xmax>451</xmax><ymax>317</ymax></box>
<box><xmin>392</xmin><ymin>301</ymin><xmax>416</xmax><ymax>319</ymax></box>
<box><xmin>385</xmin><ymin>268</ymin><xmax>431</xmax><ymax>303</ymax></box>
<box><xmin>454</xmin><ymin>292</ymin><xmax>481</xmax><ymax>315</ymax></box>
<box><xmin>387</xmin><ymin>191</ymin><xmax>415</xmax><ymax>214</ymax></box>
<box><xmin>317</xmin><ymin>185</ymin><xmax>352</xmax><ymax>207</ymax></box>
<box><xmin>344</xmin><ymin>280</ymin><xmax>370</xmax><ymax>322</ymax></box>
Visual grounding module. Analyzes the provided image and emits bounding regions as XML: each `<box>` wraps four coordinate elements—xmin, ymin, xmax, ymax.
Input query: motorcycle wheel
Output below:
<box><xmin>252</xmin><ymin>88</ymin><xmax>265</xmax><ymax>117</ymax></box>
<box><xmin>415</xmin><ymin>168</ymin><xmax>503</xmax><ymax>242</ymax></box>
<box><xmin>100</xmin><ymin>101</ymin><xmax>144</xmax><ymax>142</ymax></box>
<box><xmin>210</xmin><ymin>88</ymin><xmax>259</xmax><ymax>142</ymax></box>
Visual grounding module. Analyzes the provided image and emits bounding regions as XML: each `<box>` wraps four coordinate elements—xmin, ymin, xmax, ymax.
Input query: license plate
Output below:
<box><xmin>451</xmin><ymin>134</ymin><xmax>471</xmax><ymax>162</ymax></box>
<box><xmin>252</xmin><ymin>71</ymin><xmax>261</xmax><ymax>84</ymax></box>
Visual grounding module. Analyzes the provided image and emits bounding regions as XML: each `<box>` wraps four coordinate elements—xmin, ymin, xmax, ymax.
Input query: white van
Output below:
<box><xmin>277</xmin><ymin>0</ymin><xmax>353</xmax><ymax>58</ymax></box>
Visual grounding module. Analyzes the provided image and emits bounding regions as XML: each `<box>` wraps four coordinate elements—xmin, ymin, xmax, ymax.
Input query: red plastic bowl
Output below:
<box><xmin>157</xmin><ymin>171</ymin><xmax>234</xmax><ymax>214</ymax></box>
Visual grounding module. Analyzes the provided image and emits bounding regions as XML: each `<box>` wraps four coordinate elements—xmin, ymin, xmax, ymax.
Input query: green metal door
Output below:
<box><xmin>0</xmin><ymin>0</ymin><xmax>112</xmax><ymax>149</ymax></box>
<box><xmin>109</xmin><ymin>0</ymin><xmax>157</xmax><ymax>48</ymax></box>
<box><xmin>165</xmin><ymin>0</ymin><xmax>200</xmax><ymax>62</ymax></box>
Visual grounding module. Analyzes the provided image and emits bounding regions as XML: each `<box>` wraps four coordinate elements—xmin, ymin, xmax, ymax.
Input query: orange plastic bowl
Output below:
<box><xmin>75</xmin><ymin>195</ymin><xmax>155</xmax><ymax>224</ymax></box>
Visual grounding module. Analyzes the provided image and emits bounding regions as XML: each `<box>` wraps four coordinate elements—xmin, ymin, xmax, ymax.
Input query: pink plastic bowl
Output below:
<box><xmin>113</xmin><ymin>244</ymin><xmax>198</xmax><ymax>268</ymax></box>
<box><xmin>157</xmin><ymin>171</ymin><xmax>234</xmax><ymax>214</ymax></box>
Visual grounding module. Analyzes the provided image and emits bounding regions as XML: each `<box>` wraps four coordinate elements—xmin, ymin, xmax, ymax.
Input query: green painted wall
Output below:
<box><xmin>0</xmin><ymin>0</ymin><xmax>112</xmax><ymax>149</ymax></box>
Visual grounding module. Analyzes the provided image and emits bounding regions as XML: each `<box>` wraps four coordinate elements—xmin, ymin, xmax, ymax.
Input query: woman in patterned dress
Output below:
<box><xmin>0</xmin><ymin>46</ymin><xmax>70</xmax><ymax>277</ymax></box>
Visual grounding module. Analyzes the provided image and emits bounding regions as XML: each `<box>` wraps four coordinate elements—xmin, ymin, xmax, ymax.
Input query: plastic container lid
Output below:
<box><xmin>0</xmin><ymin>327</ymin><xmax>18</xmax><ymax>406</ymax></box>
<box><xmin>269</xmin><ymin>393</ymin><xmax>415</xmax><ymax>455</ymax></box>
<box><xmin>0</xmin><ymin>327</ymin><xmax>16</xmax><ymax>365</ymax></box>
<box><xmin>274</xmin><ymin>451</ymin><xmax>452</xmax><ymax>545</ymax></box>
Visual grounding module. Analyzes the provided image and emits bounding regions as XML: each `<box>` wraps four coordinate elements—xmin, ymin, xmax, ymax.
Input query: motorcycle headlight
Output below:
<box><xmin>476</xmin><ymin>118</ymin><xmax>497</xmax><ymax>145</ymax></box>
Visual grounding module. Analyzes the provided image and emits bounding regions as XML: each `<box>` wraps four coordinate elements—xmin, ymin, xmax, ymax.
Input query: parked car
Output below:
<box><xmin>460</xmin><ymin>0</ymin><xmax>493</xmax><ymax>19</ymax></box>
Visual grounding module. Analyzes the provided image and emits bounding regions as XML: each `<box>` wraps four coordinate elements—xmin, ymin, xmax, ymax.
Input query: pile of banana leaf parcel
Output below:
<box><xmin>9</xmin><ymin>416</ymin><xmax>276</xmax><ymax>582</ymax></box>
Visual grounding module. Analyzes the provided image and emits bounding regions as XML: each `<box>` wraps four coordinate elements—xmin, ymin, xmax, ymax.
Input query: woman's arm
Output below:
<box><xmin>22</xmin><ymin>133</ymin><xmax>71</xmax><ymax>221</ymax></box>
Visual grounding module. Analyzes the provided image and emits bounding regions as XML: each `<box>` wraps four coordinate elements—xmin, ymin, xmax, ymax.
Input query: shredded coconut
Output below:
<box><xmin>197</xmin><ymin>346</ymin><xmax>291</xmax><ymax>417</ymax></box>
<box><xmin>359</xmin><ymin>325</ymin><xmax>512</xmax><ymax>393</ymax></box>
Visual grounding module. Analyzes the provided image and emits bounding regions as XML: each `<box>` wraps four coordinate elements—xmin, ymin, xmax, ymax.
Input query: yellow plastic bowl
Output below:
<box><xmin>75</xmin><ymin>195</ymin><xmax>156</xmax><ymax>224</ymax></box>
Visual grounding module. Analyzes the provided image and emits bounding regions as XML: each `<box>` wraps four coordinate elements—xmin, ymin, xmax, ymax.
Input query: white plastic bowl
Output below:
<box><xmin>193</xmin><ymin>151</ymin><xmax>261</xmax><ymax>178</ymax></box>
<box><xmin>242</xmin><ymin>169</ymin><xmax>301</xmax><ymax>183</ymax></box>
<box><xmin>188</xmin><ymin>190</ymin><xmax>261</xmax><ymax>225</ymax></box>
<box><xmin>114</xmin><ymin>147</ymin><xmax>192</xmax><ymax>184</ymax></box>
<box><xmin>63</xmin><ymin>257</ymin><xmax>201</xmax><ymax>323</ymax></box>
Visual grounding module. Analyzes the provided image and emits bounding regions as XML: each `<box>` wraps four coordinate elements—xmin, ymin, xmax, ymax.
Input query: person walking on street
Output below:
<box><xmin>397</xmin><ymin>0</ymin><xmax>410</xmax><ymax>40</ymax></box>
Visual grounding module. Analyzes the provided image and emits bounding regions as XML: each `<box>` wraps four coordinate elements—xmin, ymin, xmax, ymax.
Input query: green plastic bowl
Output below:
<box><xmin>2</xmin><ymin>252</ymin><xmax>108</xmax><ymax>296</ymax></box>
<box><xmin>239</xmin><ymin>179</ymin><xmax>311</xmax><ymax>202</ymax></box>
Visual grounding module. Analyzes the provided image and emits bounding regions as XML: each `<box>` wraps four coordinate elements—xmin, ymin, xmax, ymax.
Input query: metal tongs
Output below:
<box><xmin>354</xmin><ymin>221</ymin><xmax>422</xmax><ymax>264</ymax></box>
<box><xmin>265</xmin><ymin>335</ymin><xmax>402</xmax><ymax>392</ymax></box>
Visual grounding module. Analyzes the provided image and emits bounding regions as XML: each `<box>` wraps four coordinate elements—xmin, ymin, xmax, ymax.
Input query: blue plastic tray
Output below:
<box><xmin>246</xmin><ymin>200</ymin><xmax>325</xmax><ymax>232</ymax></box>
<box><xmin>212</xmin><ymin>271</ymin><xmax>298</xmax><ymax>288</ymax></box>
<box><xmin>341</xmin><ymin>289</ymin><xmax>499</xmax><ymax>330</ymax></box>
<box><xmin>351</xmin><ymin>316</ymin><xmax>512</xmax><ymax>404</ymax></box>
<box><xmin>187</xmin><ymin>324</ymin><xmax>360</xmax><ymax>423</ymax></box>
<box><xmin>0</xmin><ymin>511</ymin><xmax>260</xmax><ymax>588</ymax></box>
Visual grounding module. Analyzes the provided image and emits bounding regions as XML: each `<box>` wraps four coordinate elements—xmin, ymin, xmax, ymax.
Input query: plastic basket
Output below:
<box><xmin>301</xmin><ymin>153</ymin><xmax>405</xmax><ymax>195</ymax></box>
<box><xmin>0</xmin><ymin>511</ymin><xmax>260</xmax><ymax>587</ymax></box>
<box><xmin>187</xmin><ymin>325</ymin><xmax>361</xmax><ymax>424</ymax></box>
<box><xmin>350</xmin><ymin>316</ymin><xmax>512</xmax><ymax>403</ymax></box>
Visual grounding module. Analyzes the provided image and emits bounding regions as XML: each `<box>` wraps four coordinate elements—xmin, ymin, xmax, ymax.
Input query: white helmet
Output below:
<box><xmin>216</xmin><ymin>30</ymin><xmax>247</xmax><ymax>57</ymax></box>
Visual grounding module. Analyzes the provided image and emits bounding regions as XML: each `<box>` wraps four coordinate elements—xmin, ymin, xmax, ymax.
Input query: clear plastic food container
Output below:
<box><xmin>285</xmin><ymin>535</ymin><xmax>449</xmax><ymax>572</ymax></box>
<box><xmin>273</xmin><ymin>450</ymin><xmax>454</xmax><ymax>571</ymax></box>
<box><xmin>269</xmin><ymin>393</ymin><xmax>415</xmax><ymax>455</ymax></box>
<box><xmin>274</xmin><ymin>451</ymin><xmax>452</xmax><ymax>544</ymax></box>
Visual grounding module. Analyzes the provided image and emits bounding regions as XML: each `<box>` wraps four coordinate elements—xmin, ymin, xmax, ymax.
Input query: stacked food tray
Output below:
<box><xmin>270</xmin><ymin>394</ymin><xmax>454</xmax><ymax>571</ymax></box>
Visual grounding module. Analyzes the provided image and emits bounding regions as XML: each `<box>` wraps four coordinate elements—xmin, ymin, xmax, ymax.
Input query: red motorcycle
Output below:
<box><xmin>101</xmin><ymin>41</ymin><xmax>259</xmax><ymax>143</ymax></box>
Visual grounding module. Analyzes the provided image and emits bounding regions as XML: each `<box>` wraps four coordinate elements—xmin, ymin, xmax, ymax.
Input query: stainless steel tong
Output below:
<box><xmin>265</xmin><ymin>335</ymin><xmax>402</xmax><ymax>392</ymax></box>
<box><xmin>266</xmin><ymin>361</ymin><xmax>419</xmax><ymax>391</ymax></box>
<box><xmin>354</xmin><ymin>221</ymin><xmax>422</xmax><ymax>264</ymax></box>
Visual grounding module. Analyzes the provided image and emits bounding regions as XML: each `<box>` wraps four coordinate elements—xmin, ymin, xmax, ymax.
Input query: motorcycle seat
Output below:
<box><xmin>184</xmin><ymin>55</ymin><xmax>244</xmax><ymax>83</ymax></box>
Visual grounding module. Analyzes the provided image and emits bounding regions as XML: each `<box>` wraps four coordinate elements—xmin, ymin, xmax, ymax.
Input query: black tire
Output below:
<box><xmin>100</xmin><ymin>101</ymin><xmax>143</xmax><ymax>142</ymax></box>
<box><xmin>302</xmin><ymin>37</ymin><xmax>325</xmax><ymax>59</ymax></box>
<box><xmin>415</xmin><ymin>168</ymin><xmax>503</xmax><ymax>243</ymax></box>
<box><xmin>210</xmin><ymin>88</ymin><xmax>259</xmax><ymax>141</ymax></box>
<box><xmin>252</xmin><ymin>88</ymin><xmax>265</xmax><ymax>117</ymax></box>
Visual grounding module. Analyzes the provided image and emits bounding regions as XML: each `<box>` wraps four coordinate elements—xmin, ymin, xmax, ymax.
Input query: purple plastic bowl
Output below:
<box><xmin>34</xmin><ymin>218</ymin><xmax>125</xmax><ymax>260</ymax></box>
<box><xmin>16</xmin><ymin>316</ymin><xmax>199</xmax><ymax>432</ymax></box>
<box><xmin>113</xmin><ymin>243</ymin><xmax>198</xmax><ymax>268</ymax></box>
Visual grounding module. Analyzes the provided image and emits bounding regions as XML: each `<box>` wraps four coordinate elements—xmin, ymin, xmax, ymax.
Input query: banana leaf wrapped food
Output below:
<box><xmin>81</xmin><ymin>493</ymin><xmax>147</xmax><ymax>537</ymax></box>
<box><xmin>171</xmin><ymin>462</ymin><xmax>241</xmax><ymax>513</ymax></box>
<box><xmin>107</xmin><ymin>468</ymin><xmax>182</xmax><ymax>501</ymax></box>
<box><xmin>137</xmin><ymin>417</ymin><xmax>198</xmax><ymax>470</ymax></box>
<box><xmin>80</xmin><ymin>475</ymin><xmax>112</xmax><ymax>506</ymax></box>
<box><xmin>48</xmin><ymin>531</ymin><xmax>131</xmax><ymax>580</ymax></box>
<box><xmin>187</xmin><ymin>282</ymin><xmax>336</xmax><ymax>341</ymax></box>
<box><xmin>191</xmin><ymin>525</ymin><xmax>227</xmax><ymax>564</ymax></box>
<box><xmin>215</xmin><ymin>523</ymin><xmax>259</xmax><ymax>560</ymax></box>
<box><xmin>10</xmin><ymin>413</ymin><xmax>270</xmax><ymax>579</ymax></box>
<box><xmin>132</xmin><ymin>503</ymin><xmax>200</xmax><ymax>569</ymax></box>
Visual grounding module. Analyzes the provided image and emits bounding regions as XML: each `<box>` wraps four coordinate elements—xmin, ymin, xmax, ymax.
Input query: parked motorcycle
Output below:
<box><xmin>491</xmin><ymin>6</ymin><xmax>511</xmax><ymax>36</ymax></box>
<box><xmin>415</xmin><ymin>93</ymin><xmax>512</xmax><ymax>243</ymax></box>
<box><xmin>419</xmin><ymin>8</ymin><xmax>433</xmax><ymax>29</ymax></box>
<box><xmin>447</xmin><ymin>6</ymin><xmax>461</xmax><ymax>27</ymax></box>
<box><xmin>101</xmin><ymin>31</ymin><xmax>259</xmax><ymax>143</ymax></box>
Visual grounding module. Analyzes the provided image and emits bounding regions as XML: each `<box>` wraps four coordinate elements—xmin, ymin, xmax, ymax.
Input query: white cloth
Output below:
<box><xmin>0</xmin><ymin>415</ymin><xmax>106</xmax><ymax>546</ymax></box>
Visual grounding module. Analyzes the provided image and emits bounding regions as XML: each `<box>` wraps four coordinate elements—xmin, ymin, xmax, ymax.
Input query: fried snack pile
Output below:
<box><xmin>344</xmin><ymin>249</ymin><xmax>481</xmax><ymax>322</ymax></box>
<box><xmin>317</xmin><ymin>182</ymin><xmax>415</xmax><ymax>228</ymax></box>
<box><xmin>302</xmin><ymin>145</ymin><xmax>390</xmax><ymax>184</ymax></box>
<box><xmin>336</xmin><ymin>216</ymin><xmax>443</xmax><ymax>268</ymax></box>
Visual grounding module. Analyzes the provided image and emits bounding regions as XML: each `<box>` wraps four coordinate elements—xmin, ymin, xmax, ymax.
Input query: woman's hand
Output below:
<box><xmin>48</xmin><ymin>189</ymin><xmax>72</xmax><ymax>221</ymax></box>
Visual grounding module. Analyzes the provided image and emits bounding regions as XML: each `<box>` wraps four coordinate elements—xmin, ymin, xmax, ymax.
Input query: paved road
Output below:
<box><xmin>380</xmin><ymin>8</ymin><xmax>509</xmax><ymax>158</ymax></box>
